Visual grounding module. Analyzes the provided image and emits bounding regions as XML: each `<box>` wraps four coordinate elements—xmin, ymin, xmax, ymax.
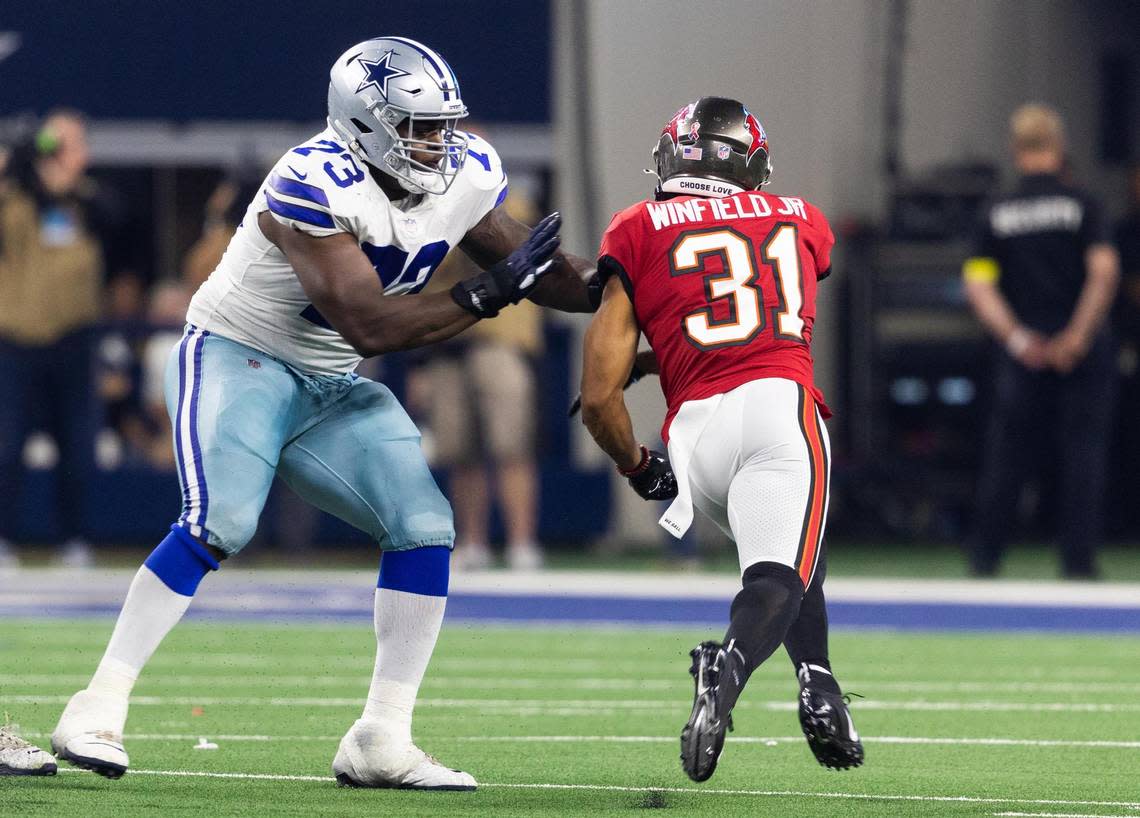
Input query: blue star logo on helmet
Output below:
<box><xmin>355</xmin><ymin>51</ymin><xmax>410</xmax><ymax>97</ymax></box>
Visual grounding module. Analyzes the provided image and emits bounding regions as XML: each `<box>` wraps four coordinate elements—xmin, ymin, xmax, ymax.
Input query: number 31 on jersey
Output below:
<box><xmin>670</xmin><ymin>225</ymin><xmax>805</xmax><ymax>349</ymax></box>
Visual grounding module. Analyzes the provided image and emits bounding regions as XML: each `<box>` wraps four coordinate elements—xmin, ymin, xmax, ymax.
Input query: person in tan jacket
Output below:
<box><xmin>0</xmin><ymin>111</ymin><xmax>107</xmax><ymax>568</ymax></box>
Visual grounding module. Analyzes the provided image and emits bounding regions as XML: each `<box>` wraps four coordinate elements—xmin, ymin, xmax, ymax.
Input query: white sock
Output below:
<box><xmin>87</xmin><ymin>565</ymin><xmax>195</xmax><ymax>703</ymax></box>
<box><xmin>361</xmin><ymin>588</ymin><xmax>446</xmax><ymax>743</ymax></box>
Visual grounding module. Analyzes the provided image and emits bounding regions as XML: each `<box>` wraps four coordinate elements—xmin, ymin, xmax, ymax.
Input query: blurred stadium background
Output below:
<box><xmin>3</xmin><ymin>0</ymin><xmax>1140</xmax><ymax>561</ymax></box>
<box><xmin>4</xmin><ymin>2</ymin><xmax>1140</xmax><ymax>814</ymax></box>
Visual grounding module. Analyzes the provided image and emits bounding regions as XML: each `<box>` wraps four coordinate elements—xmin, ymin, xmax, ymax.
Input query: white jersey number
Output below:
<box><xmin>673</xmin><ymin>225</ymin><xmax>805</xmax><ymax>349</ymax></box>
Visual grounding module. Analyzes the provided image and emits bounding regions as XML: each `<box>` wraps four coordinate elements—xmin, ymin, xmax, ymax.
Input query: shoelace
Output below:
<box><xmin>0</xmin><ymin>726</ymin><xmax>37</xmax><ymax>751</ymax></box>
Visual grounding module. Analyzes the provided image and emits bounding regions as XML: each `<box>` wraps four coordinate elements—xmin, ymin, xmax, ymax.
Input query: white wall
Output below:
<box><xmin>553</xmin><ymin>0</ymin><xmax>1137</xmax><ymax>543</ymax></box>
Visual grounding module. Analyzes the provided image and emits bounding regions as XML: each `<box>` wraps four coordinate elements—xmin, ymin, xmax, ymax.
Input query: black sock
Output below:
<box><xmin>783</xmin><ymin>552</ymin><xmax>842</xmax><ymax>695</ymax></box>
<box><xmin>720</xmin><ymin>561</ymin><xmax>804</xmax><ymax>712</ymax></box>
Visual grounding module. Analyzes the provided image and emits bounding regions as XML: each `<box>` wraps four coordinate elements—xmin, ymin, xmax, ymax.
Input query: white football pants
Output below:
<box><xmin>666</xmin><ymin>378</ymin><xmax>830</xmax><ymax>586</ymax></box>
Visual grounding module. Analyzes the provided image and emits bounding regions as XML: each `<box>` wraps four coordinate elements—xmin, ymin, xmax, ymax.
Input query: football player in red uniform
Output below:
<box><xmin>580</xmin><ymin>97</ymin><xmax>863</xmax><ymax>781</ymax></box>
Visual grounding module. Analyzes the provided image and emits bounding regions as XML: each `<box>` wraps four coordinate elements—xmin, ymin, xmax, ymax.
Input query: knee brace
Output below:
<box><xmin>144</xmin><ymin>525</ymin><xmax>221</xmax><ymax>596</ymax></box>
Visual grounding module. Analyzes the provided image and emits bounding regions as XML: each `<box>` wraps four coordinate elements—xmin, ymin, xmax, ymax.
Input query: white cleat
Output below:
<box><xmin>0</xmin><ymin>726</ymin><xmax>58</xmax><ymax>776</ymax></box>
<box><xmin>332</xmin><ymin>719</ymin><xmax>476</xmax><ymax>791</ymax></box>
<box><xmin>51</xmin><ymin>689</ymin><xmax>130</xmax><ymax>779</ymax></box>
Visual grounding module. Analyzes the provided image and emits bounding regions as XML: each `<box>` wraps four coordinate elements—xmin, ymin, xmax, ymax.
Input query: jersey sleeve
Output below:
<box><xmin>963</xmin><ymin>202</ymin><xmax>1001</xmax><ymax>284</ymax></box>
<box><xmin>261</xmin><ymin>139</ymin><xmax>362</xmax><ymax>238</ymax></box>
<box><xmin>1079</xmin><ymin>193</ymin><xmax>1112</xmax><ymax>249</ymax></box>
<box><xmin>806</xmin><ymin>202</ymin><xmax>835</xmax><ymax>280</ymax></box>
<box><xmin>595</xmin><ymin>205</ymin><xmax>643</xmax><ymax>301</ymax></box>
<box><xmin>454</xmin><ymin>133</ymin><xmax>510</xmax><ymax>234</ymax></box>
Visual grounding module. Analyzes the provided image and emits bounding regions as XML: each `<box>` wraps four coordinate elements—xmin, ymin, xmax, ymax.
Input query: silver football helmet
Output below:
<box><xmin>328</xmin><ymin>37</ymin><xmax>469</xmax><ymax>195</ymax></box>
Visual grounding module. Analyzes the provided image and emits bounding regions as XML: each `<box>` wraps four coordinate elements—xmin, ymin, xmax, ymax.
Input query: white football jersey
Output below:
<box><xmin>187</xmin><ymin>128</ymin><xmax>508</xmax><ymax>375</ymax></box>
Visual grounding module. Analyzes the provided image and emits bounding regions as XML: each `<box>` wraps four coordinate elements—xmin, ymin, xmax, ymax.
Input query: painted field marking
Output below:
<box><xmin>993</xmin><ymin>813</ymin><xmax>1140</xmax><ymax>817</ymax></box>
<box><xmin>8</xmin><ymin>673</ymin><xmax>1140</xmax><ymax>695</ymax></box>
<box><xmin>53</xmin><ymin>767</ymin><xmax>1140</xmax><ymax>810</ymax></box>
<box><xmin>22</xmin><ymin>731</ymin><xmax>1140</xmax><ymax>750</ymax></box>
<box><xmin>6</xmin><ymin>695</ymin><xmax>1140</xmax><ymax>714</ymax></box>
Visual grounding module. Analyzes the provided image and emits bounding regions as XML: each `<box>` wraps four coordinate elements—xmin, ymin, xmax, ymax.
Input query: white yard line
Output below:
<box><xmin>993</xmin><ymin>813</ymin><xmax>1140</xmax><ymax>817</ymax></box>
<box><xmin>8</xmin><ymin>673</ymin><xmax>1140</xmax><ymax>694</ymax></box>
<box><xmin>6</xmin><ymin>695</ymin><xmax>1140</xmax><ymax>714</ymax></box>
<box><xmin>52</xmin><ymin>767</ymin><xmax>1140</xmax><ymax>809</ymax></box>
<box><xmin>22</xmin><ymin>731</ymin><xmax>1140</xmax><ymax>750</ymax></box>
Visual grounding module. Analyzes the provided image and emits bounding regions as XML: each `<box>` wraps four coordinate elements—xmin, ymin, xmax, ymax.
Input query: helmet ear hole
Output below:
<box><xmin>350</xmin><ymin>117</ymin><xmax>374</xmax><ymax>134</ymax></box>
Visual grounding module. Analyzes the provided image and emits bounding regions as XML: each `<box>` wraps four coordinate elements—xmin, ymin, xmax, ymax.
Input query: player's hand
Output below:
<box><xmin>620</xmin><ymin>445</ymin><xmax>678</xmax><ymax>501</ymax></box>
<box><xmin>568</xmin><ymin>362</ymin><xmax>646</xmax><ymax>418</ymax></box>
<box><xmin>1045</xmin><ymin>326</ymin><xmax>1091</xmax><ymax>374</ymax></box>
<box><xmin>1005</xmin><ymin>326</ymin><xmax>1049</xmax><ymax>371</ymax></box>
<box><xmin>451</xmin><ymin>212</ymin><xmax>562</xmax><ymax>318</ymax></box>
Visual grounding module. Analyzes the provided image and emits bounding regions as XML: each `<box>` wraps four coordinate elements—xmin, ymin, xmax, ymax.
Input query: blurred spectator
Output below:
<box><xmin>418</xmin><ymin>190</ymin><xmax>545</xmax><ymax>570</ymax></box>
<box><xmin>1115</xmin><ymin>167</ymin><xmax>1140</xmax><ymax>347</ymax></box>
<box><xmin>1111</xmin><ymin>167</ymin><xmax>1140</xmax><ymax>532</ymax></box>
<box><xmin>137</xmin><ymin>280</ymin><xmax>194</xmax><ymax>469</ymax></box>
<box><xmin>962</xmin><ymin>104</ymin><xmax>1120</xmax><ymax>578</ymax></box>
<box><xmin>182</xmin><ymin>162</ymin><xmax>265</xmax><ymax>288</ymax></box>
<box><xmin>0</xmin><ymin>110</ymin><xmax>118</xmax><ymax>567</ymax></box>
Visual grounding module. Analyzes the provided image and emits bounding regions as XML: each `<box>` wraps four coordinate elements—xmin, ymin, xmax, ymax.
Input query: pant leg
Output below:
<box><xmin>1056</xmin><ymin>337</ymin><xmax>1116</xmax><ymax>576</ymax></box>
<box><xmin>46</xmin><ymin>329</ymin><xmax>101</xmax><ymax>541</ymax></box>
<box><xmin>971</xmin><ymin>357</ymin><xmax>1042</xmax><ymax>573</ymax></box>
<box><xmin>727</xmin><ymin>381</ymin><xmax>829</xmax><ymax>587</ymax></box>
<box><xmin>164</xmin><ymin>329</ymin><xmax>296</xmax><ymax>554</ymax></box>
<box><xmin>0</xmin><ymin>337</ymin><xmax>38</xmax><ymax>540</ymax></box>
<box><xmin>276</xmin><ymin>377</ymin><xmax>454</xmax><ymax>550</ymax></box>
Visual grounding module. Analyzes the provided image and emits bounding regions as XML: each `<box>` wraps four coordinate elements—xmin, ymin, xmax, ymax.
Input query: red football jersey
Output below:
<box><xmin>597</xmin><ymin>190</ymin><xmax>833</xmax><ymax>441</ymax></box>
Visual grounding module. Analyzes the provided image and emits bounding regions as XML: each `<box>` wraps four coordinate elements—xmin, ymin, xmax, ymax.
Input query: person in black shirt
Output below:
<box><xmin>962</xmin><ymin>104</ymin><xmax>1120</xmax><ymax>578</ymax></box>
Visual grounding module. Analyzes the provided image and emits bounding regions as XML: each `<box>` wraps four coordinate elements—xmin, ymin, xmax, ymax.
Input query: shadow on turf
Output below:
<box><xmin>636</xmin><ymin>789</ymin><xmax>669</xmax><ymax>809</ymax></box>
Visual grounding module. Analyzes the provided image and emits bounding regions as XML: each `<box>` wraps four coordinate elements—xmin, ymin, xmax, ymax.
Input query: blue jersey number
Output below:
<box><xmin>293</xmin><ymin>140</ymin><xmax>365</xmax><ymax>189</ymax></box>
<box><xmin>300</xmin><ymin>240</ymin><xmax>451</xmax><ymax>329</ymax></box>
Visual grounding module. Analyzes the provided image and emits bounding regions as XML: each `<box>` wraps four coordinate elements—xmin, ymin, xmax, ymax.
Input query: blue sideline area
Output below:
<box><xmin>4</xmin><ymin>571</ymin><xmax>1140</xmax><ymax>633</ymax></box>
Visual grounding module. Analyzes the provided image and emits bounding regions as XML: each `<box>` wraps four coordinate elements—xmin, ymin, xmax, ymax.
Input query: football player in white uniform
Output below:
<box><xmin>51</xmin><ymin>37</ymin><xmax>595</xmax><ymax>791</ymax></box>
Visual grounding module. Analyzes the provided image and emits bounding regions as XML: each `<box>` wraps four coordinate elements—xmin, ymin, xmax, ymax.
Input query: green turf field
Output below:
<box><xmin>4</xmin><ymin>619</ymin><xmax>1139</xmax><ymax>816</ymax></box>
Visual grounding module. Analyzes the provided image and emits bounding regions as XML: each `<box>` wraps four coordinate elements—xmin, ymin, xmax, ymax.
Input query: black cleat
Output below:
<box><xmin>679</xmin><ymin>640</ymin><xmax>741</xmax><ymax>782</ymax></box>
<box><xmin>797</xmin><ymin>666</ymin><xmax>864</xmax><ymax>770</ymax></box>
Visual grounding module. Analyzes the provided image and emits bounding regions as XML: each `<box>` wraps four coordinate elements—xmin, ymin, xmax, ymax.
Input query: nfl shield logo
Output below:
<box><xmin>717</xmin><ymin>145</ymin><xmax>731</xmax><ymax>160</ymax></box>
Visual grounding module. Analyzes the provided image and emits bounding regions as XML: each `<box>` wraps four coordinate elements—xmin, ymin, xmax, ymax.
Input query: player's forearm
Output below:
<box><xmin>527</xmin><ymin>251</ymin><xmax>596</xmax><ymax>312</ymax></box>
<box><xmin>581</xmin><ymin>394</ymin><xmax>642</xmax><ymax>471</ymax></box>
<box><xmin>964</xmin><ymin>279</ymin><xmax>1022</xmax><ymax>343</ymax></box>
<box><xmin>340</xmin><ymin>292</ymin><xmax>478</xmax><ymax>356</ymax></box>
<box><xmin>1065</xmin><ymin>245</ymin><xmax>1119</xmax><ymax>340</ymax></box>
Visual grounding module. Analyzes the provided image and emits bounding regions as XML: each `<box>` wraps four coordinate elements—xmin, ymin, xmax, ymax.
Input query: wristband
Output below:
<box><xmin>618</xmin><ymin>445</ymin><xmax>650</xmax><ymax>477</ymax></box>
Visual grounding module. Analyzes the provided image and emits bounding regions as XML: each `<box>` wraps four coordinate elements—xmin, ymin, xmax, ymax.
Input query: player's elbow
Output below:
<box><xmin>1087</xmin><ymin>245</ymin><xmax>1120</xmax><ymax>287</ymax></box>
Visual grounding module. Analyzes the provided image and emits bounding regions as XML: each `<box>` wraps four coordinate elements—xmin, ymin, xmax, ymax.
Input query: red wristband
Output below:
<box><xmin>618</xmin><ymin>445</ymin><xmax>651</xmax><ymax>477</ymax></box>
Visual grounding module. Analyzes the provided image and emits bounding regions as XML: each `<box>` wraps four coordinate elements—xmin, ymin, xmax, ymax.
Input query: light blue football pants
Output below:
<box><xmin>163</xmin><ymin>326</ymin><xmax>455</xmax><ymax>555</ymax></box>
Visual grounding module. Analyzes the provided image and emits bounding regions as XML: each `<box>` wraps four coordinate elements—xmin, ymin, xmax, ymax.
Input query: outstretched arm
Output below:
<box><xmin>260</xmin><ymin>211</ymin><xmax>477</xmax><ymax>356</ymax></box>
<box><xmin>461</xmin><ymin>206</ymin><xmax>596</xmax><ymax>312</ymax></box>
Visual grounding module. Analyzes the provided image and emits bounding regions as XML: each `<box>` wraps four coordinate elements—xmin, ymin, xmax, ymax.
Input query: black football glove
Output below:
<box><xmin>568</xmin><ymin>362</ymin><xmax>646</xmax><ymax>418</ymax></box>
<box><xmin>621</xmin><ymin>445</ymin><xmax>678</xmax><ymax>501</ymax></box>
<box><xmin>451</xmin><ymin>212</ymin><xmax>562</xmax><ymax>318</ymax></box>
